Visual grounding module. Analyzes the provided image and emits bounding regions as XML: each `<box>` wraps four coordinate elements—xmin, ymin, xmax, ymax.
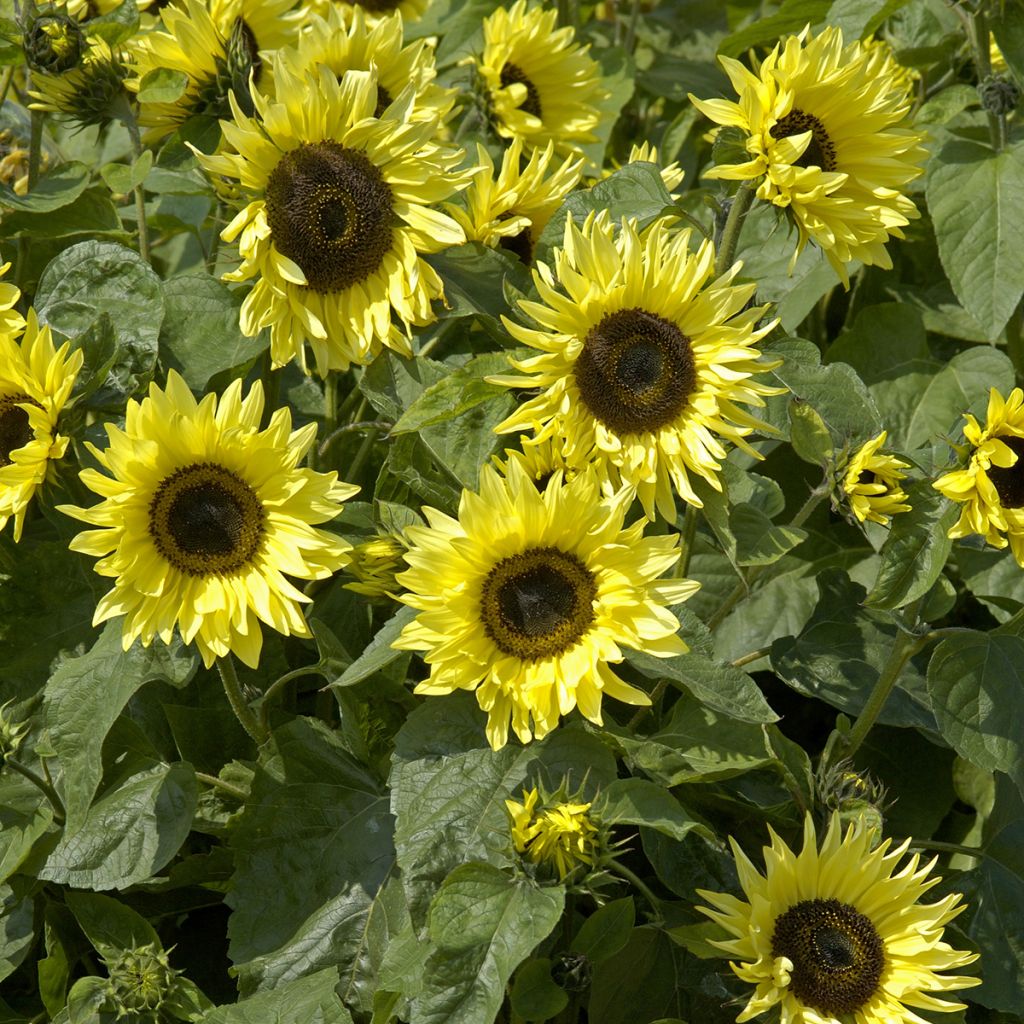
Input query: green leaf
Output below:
<box><xmin>202</xmin><ymin>967</ymin><xmax>353</xmax><ymax>1024</ymax></box>
<box><xmin>510</xmin><ymin>958</ymin><xmax>567</xmax><ymax>1022</ymax></box>
<box><xmin>927</xmin><ymin>137</ymin><xmax>1024</xmax><ymax>339</ymax></box>
<box><xmin>787</xmin><ymin>399</ymin><xmax>833</xmax><ymax>465</ymax></box>
<box><xmin>391</xmin><ymin>351</ymin><xmax>520</xmax><ymax>434</ymax></box>
<box><xmin>627</xmin><ymin>650</ymin><xmax>778</xmax><ymax>724</ymax></box>
<box><xmin>416</xmin><ymin>863</ymin><xmax>564</xmax><ymax>1024</ymax></box>
<box><xmin>729</xmin><ymin>502</ymin><xmax>807</xmax><ymax>566</ymax></box>
<box><xmin>595</xmin><ymin>779</ymin><xmax>708</xmax><ymax>842</ymax></box>
<box><xmin>957</xmin><ymin>546</ymin><xmax>1024</xmax><ymax>622</ymax></box>
<box><xmin>359</xmin><ymin>351</ymin><xmax>447</xmax><ymax>422</ymax></box>
<box><xmin>34</xmin><ymin>241</ymin><xmax>165</xmax><ymax>406</ymax></box>
<box><xmin>137</xmin><ymin>67</ymin><xmax>189</xmax><ymax>105</ymax></box>
<box><xmin>64</xmin><ymin>892</ymin><xmax>159</xmax><ymax>958</ymax></box>
<box><xmin>159</xmin><ymin>275</ymin><xmax>267</xmax><ymax>390</ymax></box>
<box><xmin>570</xmin><ymin>898</ymin><xmax>635</xmax><ymax>965</ymax></box>
<box><xmin>535</xmin><ymin>164</ymin><xmax>673</xmax><ymax>267</ymax></box>
<box><xmin>719</xmin><ymin>0</ymin><xmax>832</xmax><ymax>57</ymax></box>
<box><xmin>992</xmin><ymin>3</ymin><xmax>1024</xmax><ymax>85</ymax></box>
<box><xmin>328</xmin><ymin>604</ymin><xmax>416</xmax><ymax>690</ymax></box>
<box><xmin>426</xmin><ymin>243</ymin><xmax>530</xmax><ymax>321</ymax></box>
<box><xmin>826</xmin><ymin>0</ymin><xmax>913</xmax><ymax>39</ymax></box>
<box><xmin>83</xmin><ymin>0</ymin><xmax>139</xmax><ymax>44</ymax></box>
<box><xmin>0</xmin><ymin>188</ymin><xmax>122</xmax><ymax>240</ymax></box>
<box><xmin>0</xmin><ymin>775</ymin><xmax>53</xmax><ymax>885</ymax></box>
<box><xmin>43</xmin><ymin>622</ymin><xmax>196</xmax><ymax>831</ymax></box>
<box><xmin>227</xmin><ymin>718</ymin><xmax>394</xmax><ymax>996</ymax></box>
<box><xmin>926</xmin><ymin>632</ymin><xmax>1024</xmax><ymax>795</ymax></box>
<box><xmin>770</xmin><ymin>569</ymin><xmax>935</xmax><ymax>729</ymax></box>
<box><xmin>37</xmin><ymin>762</ymin><xmax>198</xmax><ymax>889</ymax></box>
<box><xmin>865</xmin><ymin>481</ymin><xmax>957</xmax><ymax>610</ymax></box>
<box><xmin>0</xmin><ymin>880</ymin><xmax>35</xmax><ymax>983</ymax></box>
<box><xmin>0</xmin><ymin>161</ymin><xmax>90</xmax><ymax>212</ymax></box>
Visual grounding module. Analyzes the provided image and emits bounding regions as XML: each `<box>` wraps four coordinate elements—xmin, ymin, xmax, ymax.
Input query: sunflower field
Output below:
<box><xmin>2</xmin><ymin>0</ymin><xmax>1024</xmax><ymax>1021</ymax></box>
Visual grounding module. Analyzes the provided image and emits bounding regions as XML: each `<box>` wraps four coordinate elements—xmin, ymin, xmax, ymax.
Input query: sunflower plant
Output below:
<box><xmin>1</xmin><ymin>1</ymin><xmax>1024</xmax><ymax>1023</ymax></box>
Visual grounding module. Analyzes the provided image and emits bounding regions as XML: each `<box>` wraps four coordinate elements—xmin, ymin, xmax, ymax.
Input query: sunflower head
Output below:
<box><xmin>393</xmin><ymin>459</ymin><xmax>698</xmax><ymax>749</ymax></box>
<box><xmin>507</xmin><ymin>784</ymin><xmax>603</xmax><ymax>882</ymax></box>
<box><xmin>933</xmin><ymin>386</ymin><xmax>1024</xmax><ymax>565</ymax></box>
<box><xmin>60</xmin><ymin>371</ymin><xmax>358</xmax><ymax>668</ymax></box>
<box><xmin>474</xmin><ymin>0</ymin><xmax>609</xmax><ymax>159</ymax></box>
<box><xmin>840</xmin><ymin>430</ymin><xmax>911</xmax><ymax>526</ymax></box>
<box><xmin>690</xmin><ymin>26</ymin><xmax>928</xmax><ymax>283</ymax></box>
<box><xmin>699</xmin><ymin>814</ymin><xmax>979</xmax><ymax>1024</ymax></box>
<box><xmin>490</xmin><ymin>212</ymin><xmax>782</xmax><ymax>520</ymax></box>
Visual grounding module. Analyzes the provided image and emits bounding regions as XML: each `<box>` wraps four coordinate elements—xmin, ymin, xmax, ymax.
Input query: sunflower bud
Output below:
<box><xmin>226</xmin><ymin>15</ymin><xmax>258</xmax><ymax>117</ymax></box>
<box><xmin>817</xmin><ymin>758</ymin><xmax>887</xmax><ymax>837</ymax></box>
<box><xmin>978</xmin><ymin>75</ymin><xmax>1020</xmax><ymax>116</ymax></box>
<box><xmin>343</xmin><ymin>534</ymin><xmax>407</xmax><ymax>600</ymax></box>
<box><xmin>103</xmin><ymin>943</ymin><xmax>181</xmax><ymax>1021</ymax></box>
<box><xmin>23</xmin><ymin>10</ymin><xmax>84</xmax><ymax>74</ymax></box>
<box><xmin>30</xmin><ymin>47</ymin><xmax>129</xmax><ymax>129</ymax></box>
<box><xmin>0</xmin><ymin>700</ymin><xmax>30</xmax><ymax>760</ymax></box>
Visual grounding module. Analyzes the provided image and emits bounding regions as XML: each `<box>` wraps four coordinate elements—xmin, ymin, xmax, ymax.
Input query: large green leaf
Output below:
<box><xmin>201</xmin><ymin>967</ymin><xmax>353</xmax><ymax>1024</ymax></box>
<box><xmin>927</xmin><ymin>137</ymin><xmax>1024</xmax><ymax>339</ymax></box>
<box><xmin>718</xmin><ymin>0</ymin><xmax>831</xmax><ymax>57</ymax></box>
<box><xmin>0</xmin><ymin>162</ymin><xmax>90</xmax><ymax>212</ymax></box>
<box><xmin>227</xmin><ymin>718</ymin><xmax>395</xmax><ymax>997</ymax></box>
<box><xmin>0</xmin><ymin>880</ymin><xmax>35</xmax><ymax>984</ymax></box>
<box><xmin>595</xmin><ymin>778</ymin><xmax>709</xmax><ymax>842</ymax></box>
<box><xmin>64</xmin><ymin>891</ymin><xmax>159</xmax><ymax>959</ymax></box>
<box><xmin>414</xmin><ymin>863</ymin><xmax>564</xmax><ymax>1024</ymax></box>
<box><xmin>0</xmin><ymin>775</ymin><xmax>53</xmax><ymax>886</ymax></box>
<box><xmin>37</xmin><ymin>762</ymin><xmax>197</xmax><ymax>889</ymax></box>
<box><xmin>927</xmin><ymin>632</ymin><xmax>1024</xmax><ymax>795</ymax></box>
<box><xmin>43</xmin><ymin>622</ymin><xmax>196</xmax><ymax>831</ymax></box>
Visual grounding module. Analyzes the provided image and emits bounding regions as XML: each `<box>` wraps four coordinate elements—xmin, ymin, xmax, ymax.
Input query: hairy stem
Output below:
<box><xmin>6</xmin><ymin>757</ymin><xmax>66</xmax><ymax>825</ymax></box>
<box><xmin>121</xmin><ymin>102</ymin><xmax>151</xmax><ymax>265</ymax></box>
<box><xmin>714</xmin><ymin>184</ymin><xmax>756</xmax><ymax>276</ymax></box>
<box><xmin>217</xmin><ymin>656</ymin><xmax>268</xmax><ymax>745</ymax></box>
<box><xmin>195</xmin><ymin>771</ymin><xmax>248</xmax><ymax>802</ymax></box>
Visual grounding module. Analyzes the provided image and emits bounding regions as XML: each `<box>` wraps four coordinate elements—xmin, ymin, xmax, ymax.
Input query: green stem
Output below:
<box><xmin>217</xmin><ymin>656</ymin><xmax>268</xmax><ymax>745</ymax></box>
<box><xmin>195</xmin><ymin>771</ymin><xmax>248</xmax><ymax>802</ymax></box>
<box><xmin>27</xmin><ymin>108</ymin><xmax>43</xmax><ymax>191</ymax></box>
<box><xmin>609</xmin><ymin>862</ymin><xmax>663</xmax><ymax>922</ymax></box>
<box><xmin>731</xmin><ymin>646</ymin><xmax>771</xmax><ymax>668</ymax></box>
<box><xmin>623</xmin><ymin>0</ymin><xmax>642</xmax><ymax>53</ymax></box>
<box><xmin>840</xmin><ymin>600</ymin><xmax>926</xmax><ymax>760</ymax></box>
<box><xmin>714</xmin><ymin>184</ymin><xmax>756</xmax><ymax>276</ymax></box>
<box><xmin>0</xmin><ymin>67</ymin><xmax>14</xmax><ymax>108</ymax></box>
<box><xmin>6</xmin><ymin>757</ymin><xmax>66</xmax><ymax>825</ymax></box>
<box><xmin>627</xmin><ymin>677</ymin><xmax>669</xmax><ymax>730</ymax></box>
<box><xmin>347</xmin><ymin>426</ymin><xmax>381</xmax><ymax>484</ymax></box>
<box><xmin>968</xmin><ymin>5</ymin><xmax>1007</xmax><ymax>151</ymax></box>
<box><xmin>908</xmin><ymin>838</ymin><xmax>986</xmax><ymax>860</ymax></box>
<box><xmin>122</xmin><ymin>102</ymin><xmax>151</xmax><ymax>265</ymax></box>
<box><xmin>319</xmin><ymin>420</ymin><xmax>392</xmax><ymax>459</ymax></box>
<box><xmin>258</xmin><ymin>663</ymin><xmax>324</xmax><ymax>732</ymax></box>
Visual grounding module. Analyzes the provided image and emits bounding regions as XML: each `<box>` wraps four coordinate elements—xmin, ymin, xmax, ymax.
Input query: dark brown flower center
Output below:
<box><xmin>574</xmin><ymin>308</ymin><xmax>696</xmax><ymax>435</ymax></box>
<box><xmin>0</xmin><ymin>394</ymin><xmax>36</xmax><ymax>467</ymax></box>
<box><xmin>149</xmin><ymin>463</ymin><xmax>266</xmax><ymax>577</ymax></box>
<box><xmin>500</xmin><ymin>62</ymin><xmax>543</xmax><ymax>119</ymax></box>
<box><xmin>265</xmin><ymin>141</ymin><xmax>394</xmax><ymax>294</ymax></box>
<box><xmin>355</xmin><ymin>0</ymin><xmax>404</xmax><ymax>11</ymax></box>
<box><xmin>770</xmin><ymin>109</ymin><xmax>837</xmax><ymax>172</ymax></box>
<box><xmin>987</xmin><ymin>435</ymin><xmax>1024</xmax><ymax>509</ymax></box>
<box><xmin>480</xmin><ymin>547</ymin><xmax>596</xmax><ymax>660</ymax></box>
<box><xmin>772</xmin><ymin>898</ymin><xmax>885</xmax><ymax>1016</ymax></box>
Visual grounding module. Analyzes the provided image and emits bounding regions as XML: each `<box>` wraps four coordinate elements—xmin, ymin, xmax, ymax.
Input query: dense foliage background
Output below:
<box><xmin>1</xmin><ymin>0</ymin><xmax>1024</xmax><ymax>1022</ymax></box>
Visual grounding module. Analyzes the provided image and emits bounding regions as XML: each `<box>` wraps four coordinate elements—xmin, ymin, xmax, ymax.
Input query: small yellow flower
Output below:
<box><xmin>507</xmin><ymin>787</ymin><xmax>599</xmax><ymax>880</ymax></box>
<box><xmin>842</xmin><ymin>430</ymin><xmax>911</xmax><ymax>525</ymax></box>
<box><xmin>934</xmin><ymin>387</ymin><xmax>1024</xmax><ymax>565</ymax></box>
<box><xmin>699</xmin><ymin>814</ymin><xmax>979</xmax><ymax>1024</ymax></box>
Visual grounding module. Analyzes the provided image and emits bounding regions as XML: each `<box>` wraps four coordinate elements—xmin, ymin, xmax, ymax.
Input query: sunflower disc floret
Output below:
<box><xmin>698</xmin><ymin>814</ymin><xmax>980</xmax><ymax>1024</ymax></box>
<box><xmin>690</xmin><ymin>26</ymin><xmax>928</xmax><ymax>283</ymax></box>
<box><xmin>60</xmin><ymin>371</ymin><xmax>358</xmax><ymax>668</ymax></box>
<box><xmin>393</xmin><ymin>460</ymin><xmax>698</xmax><ymax>749</ymax></box>
<box><xmin>490</xmin><ymin>212</ymin><xmax>782</xmax><ymax>520</ymax></box>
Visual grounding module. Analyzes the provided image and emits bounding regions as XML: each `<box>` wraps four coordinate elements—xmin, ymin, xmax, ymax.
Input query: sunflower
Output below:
<box><xmin>698</xmin><ymin>814</ymin><xmax>979</xmax><ymax>1024</ymax></box>
<box><xmin>0</xmin><ymin>261</ymin><xmax>25</xmax><ymax>336</ymax></box>
<box><xmin>305</xmin><ymin>0</ymin><xmax>431</xmax><ymax>24</ymax></box>
<box><xmin>475</xmin><ymin>0</ymin><xmax>609</xmax><ymax>158</ymax></box>
<box><xmin>393</xmin><ymin>459</ymin><xmax>698</xmax><ymax>749</ymax></box>
<box><xmin>689</xmin><ymin>26</ymin><xmax>927</xmax><ymax>283</ymax></box>
<box><xmin>507</xmin><ymin>786</ymin><xmax>600</xmax><ymax>881</ymax></box>
<box><xmin>1</xmin><ymin>311</ymin><xmax>83</xmax><ymax>542</ymax></box>
<box><xmin>490</xmin><ymin>212</ymin><xmax>781</xmax><ymax>521</ymax></box>
<box><xmin>494</xmin><ymin>434</ymin><xmax>579</xmax><ymax>491</ymax></box>
<box><xmin>933</xmin><ymin>386</ymin><xmax>1024</xmax><ymax>566</ymax></box>
<box><xmin>842</xmin><ymin>430</ymin><xmax>911</xmax><ymax>526</ymax></box>
<box><xmin>446</xmin><ymin>139</ymin><xmax>583</xmax><ymax>264</ymax></box>
<box><xmin>30</xmin><ymin>37</ymin><xmax>128</xmax><ymax>130</ymax></box>
<box><xmin>129</xmin><ymin>0</ymin><xmax>302</xmax><ymax>141</ymax></box>
<box><xmin>269</xmin><ymin>5</ymin><xmax>455</xmax><ymax>126</ymax></box>
<box><xmin>194</xmin><ymin>61</ymin><xmax>469</xmax><ymax>375</ymax></box>
<box><xmin>59</xmin><ymin>371</ymin><xmax>357</xmax><ymax>669</ymax></box>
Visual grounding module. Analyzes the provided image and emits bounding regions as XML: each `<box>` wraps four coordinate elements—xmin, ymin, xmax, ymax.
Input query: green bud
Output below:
<box><xmin>103</xmin><ymin>943</ymin><xmax>181</xmax><ymax>1021</ymax></box>
<box><xmin>0</xmin><ymin>700</ymin><xmax>30</xmax><ymax>760</ymax></box>
<box><xmin>24</xmin><ymin>10</ymin><xmax>84</xmax><ymax>74</ymax></box>
<box><xmin>978</xmin><ymin>75</ymin><xmax>1020</xmax><ymax>116</ymax></box>
<box><xmin>227</xmin><ymin>16</ymin><xmax>258</xmax><ymax>117</ymax></box>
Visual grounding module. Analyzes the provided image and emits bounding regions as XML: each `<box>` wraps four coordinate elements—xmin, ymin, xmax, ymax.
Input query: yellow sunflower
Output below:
<box><xmin>699</xmin><ymin>814</ymin><xmax>979</xmax><ymax>1024</ymax></box>
<box><xmin>30</xmin><ymin>36</ymin><xmax>128</xmax><ymax>129</ymax></box>
<box><xmin>59</xmin><ymin>371</ymin><xmax>357</xmax><ymax>669</ymax></box>
<box><xmin>933</xmin><ymin>386</ymin><xmax>1024</xmax><ymax>566</ymax></box>
<box><xmin>446</xmin><ymin>139</ymin><xmax>583</xmax><ymax>264</ymax></box>
<box><xmin>194</xmin><ymin>61</ymin><xmax>470</xmax><ymax>375</ymax></box>
<box><xmin>690</xmin><ymin>26</ymin><xmax>927</xmax><ymax>283</ymax></box>
<box><xmin>0</xmin><ymin>261</ymin><xmax>26</xmax><ymax>336</ymax></box>
<box><xmin>842</xmin><ymin>430</ymin><xmax>911</xmax><ymax>526</ymax></box>
<box><xmin>1</xmin><ymin>311</ymin><xmax>83</xmax><ymax>542</ymax></box>
<box><xmin>493</xmin><ymin>434</ymin><xmax>579</xmax><ymax>490</ymax></box>
<box><xmin>129</xmin><ymin>0</ymin><xmax>302</xmax><ymax>141</ymax></box>
<box><xmin>475</xmin><ymin>0</ymin><xmax>609</xmax><ymax>158</ymax></box>
<box><xmin>599</xmin><ymin>142</ymin><xmax>685</xmax><ymax>197</ymax></box>
<box><xmin>490</xmin><ymin>212</ymin><xmax>781</xmax><ymax>520</ymax></box>
<box><xmin>393</xmin><ymin>459</ymin><xmax>698</xmax><ymax>749</ymax></box>
<box><xmin>306</xmin><ymin>0</ymin><xmax>431</xmax><ymax>23</ymax></box>
<box><xmin>269</xmin><ymin>5</ymin><xmax>454</xmax><ymax>126</ymax></box>
<box><xmin>507</xmin><ymin>786</ymin><xmax>600</xmax><ymax>880</ymax></box>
